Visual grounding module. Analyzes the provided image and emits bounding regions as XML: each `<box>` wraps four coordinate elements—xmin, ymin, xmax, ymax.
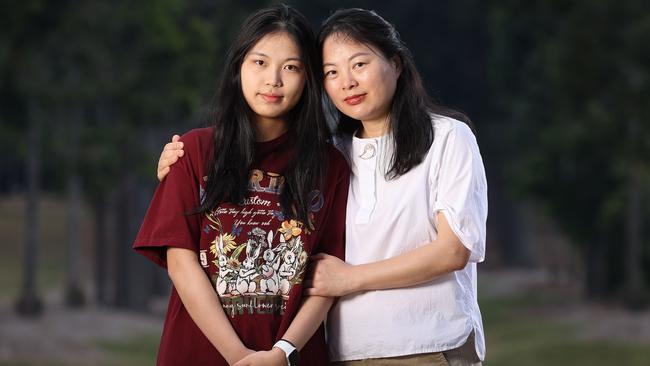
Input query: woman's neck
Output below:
<box><xmin>358</xmin><ymin>117</ymin><xmax>389</xmax><ymax>138</ymax></box>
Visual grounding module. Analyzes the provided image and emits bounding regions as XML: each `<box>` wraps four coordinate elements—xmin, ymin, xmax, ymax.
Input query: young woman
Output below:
<box><xmin>158</xmin><ymin>8</ymin><xmax>487</xmax><ymax>366</ymax></box>
<box><xmin>134</xmin><ymin>5</ymin><xmax>349</xmax><ymax>366</ymax></box>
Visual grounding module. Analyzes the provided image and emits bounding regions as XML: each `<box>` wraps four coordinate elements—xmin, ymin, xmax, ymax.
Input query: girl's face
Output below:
<box><xmin>241</xmin><ymin>32</ymin><xmax>306</xmax><ymax>124</ymax></box>
<box><xmin>322</xmin><ymin>34</ymin><xmax>400</xmax><ymax>125</ymax></box>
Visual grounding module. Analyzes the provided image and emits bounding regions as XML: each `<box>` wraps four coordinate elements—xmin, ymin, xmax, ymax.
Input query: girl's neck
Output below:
<box><xmin>255</xmin><ymin>116</ymin><xmax>288</xmax><ymax>142</ymax></box>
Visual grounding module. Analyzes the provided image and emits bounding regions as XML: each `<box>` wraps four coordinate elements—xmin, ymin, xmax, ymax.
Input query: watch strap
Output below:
<box><xmin>273</xmin><ymin>339</ymin><xmax>298</xmax><ymax>365</ymax></box>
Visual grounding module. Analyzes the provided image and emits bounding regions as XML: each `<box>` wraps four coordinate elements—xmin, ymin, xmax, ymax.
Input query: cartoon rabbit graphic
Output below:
<box><xmin>278</xmin><ymin>250</ymin><xmax>297</xmax><ymax>296</ymax></box>
<box><xmin>260</xmin><ymin>248</ymin><xmax>282</xmax><ymax>294</ymax></box>
<box><xmin>215</xmin><ymin>254</ymin><xmax>234</xmax><ymax>296</ymax></box>
<box><xmin>235</xmin><ymin>231</ymin><xmax>264</xmax><ymax>295</ymax></box>
<box><xmin>260</xmin><ymin>230</ymin><xmax>283</xmax><ymax>294</ymax></box>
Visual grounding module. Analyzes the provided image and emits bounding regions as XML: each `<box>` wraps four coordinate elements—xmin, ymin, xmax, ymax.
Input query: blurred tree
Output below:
<box><xmin>489</xmin><ymin>0</ymin><xmax>650</xmax><ymax>305</ymax></box>
<box><xmin>2</xmin><ymin>0</ymin><xmax>54</xmax><ymax>317</ymax></box>
<box><xmin>73</xmin><ymin>0</ymin><xmax>224</xmax><ymax>308</ymax></box>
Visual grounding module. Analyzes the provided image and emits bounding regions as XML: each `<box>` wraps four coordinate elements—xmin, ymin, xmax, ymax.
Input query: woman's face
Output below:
<box><xmin>322</xmin><ymin>34</ymin><xmax>400</xmax><ymax>125</ymax></box>
<box><xmin>241</xmin><ymin>32</ymin><xmax>306</xmax><ymax>124</ymax></box>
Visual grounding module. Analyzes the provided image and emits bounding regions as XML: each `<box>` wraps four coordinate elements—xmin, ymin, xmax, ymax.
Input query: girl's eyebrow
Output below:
<box><xmin>249</xmin><ymin>51</ymin><xmax>302</xmax><ymax>62</ymax></box>
<box><xmin>323</xmin><ymin>52</ymin><xmax>371</xmax><ymax>67</ymax></box>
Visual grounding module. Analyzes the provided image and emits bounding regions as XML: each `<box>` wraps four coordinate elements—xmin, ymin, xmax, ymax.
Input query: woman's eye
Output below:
<box><xmin>254</xmin><ymin>60</ymin><xmax>265</xmax><ymax>66</ymax></box>
<box><xmin>285</xmin><ymin>64</ymin><xmax>301</xmax><ymax>72</ymax></box>
<box><xmin>324</xmin><ymin>70</ymin><xmax>336</xmax><ymax>77</ymax></box>
<box><xmin>353</xmin><ymin>62</ymin><xmax>365</xmax><ymax>69</ymax></box>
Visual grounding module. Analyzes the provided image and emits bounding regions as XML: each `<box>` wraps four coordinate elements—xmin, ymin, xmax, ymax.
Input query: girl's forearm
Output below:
<box><xmin>167</xmin><ymin>247</ymin><xmax>251</xmax><ymax>364</ymax></box>
<box><xmin>281</xmin><ymin>295</ymin><xmax>333</xmax><ymax>350</ymax></box>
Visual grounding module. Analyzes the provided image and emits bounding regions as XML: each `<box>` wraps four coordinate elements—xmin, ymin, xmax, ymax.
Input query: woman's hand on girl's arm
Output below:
<box><xmin>304</xmin><ymin>213</ymin><xmax>470</xmax><ymax>297</ymax></box>
<box><xmin>167</xmin><ymin>247</ymin><xmax>253</xmax><ymax>364</ymax></box>
<box><xmin>303</xmin><ymin>255</ymin><xmax>357</xmax><ymax>297</ymax></box>
<box><xmin>157</xmin><ymin>134</ymin><xmax>185</xmax><ymax>182</ymax></box>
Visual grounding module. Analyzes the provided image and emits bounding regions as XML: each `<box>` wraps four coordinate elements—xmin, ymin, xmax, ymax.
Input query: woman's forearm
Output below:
<box><xmin>281</xmin><ymin>295</ymin><xmax>334</xmax><ymax>350</ymax></box>
<box><xmin>349</xmin><ymin>213</ymin><xmax>470</xmax><ymax>293</ymax></box>
<box><xmin>351</xmin><ymin>236</ymin><xmax>469</xmax><ymax>292</ymax></box>
<box><xmin>167</xmin><ymin>247</ymin><xmax>251</xmax><ymax>364</ymax></box>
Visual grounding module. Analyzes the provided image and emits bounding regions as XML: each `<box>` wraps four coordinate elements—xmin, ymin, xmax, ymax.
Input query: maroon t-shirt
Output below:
<box><xmin>133</xmin><ymin>127</ymin><xmax>349</xmax><ymax>366</ymax></box>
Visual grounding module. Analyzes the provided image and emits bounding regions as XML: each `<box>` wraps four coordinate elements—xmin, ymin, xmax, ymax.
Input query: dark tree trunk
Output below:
<box><xmin>15</xmin><ymin>101</ymin><xmax>44</xmax><ymax>317</ymax></box>
<box><xmin>585</xmin><ymin>229</ymin><xmax>608</xmax><ymax>300</ymax></box>
<box><xmin>114</xmin><ymin>174</ymin><xmax>133</xmax><ymax>308</ymax></box>
<box><xmin>623</xmin><ymin>117</ymin><xmax>646</xmax><ymax>308</ymax></box>
<box><xmin>93</xmin><ymin>197</ymin><xmax>108</xmax><ymax>305</ymax></box>
<box><xmin>64</xmin><ymin>104</ymin><xmax>85</xmax><ymax>307</ymax></box>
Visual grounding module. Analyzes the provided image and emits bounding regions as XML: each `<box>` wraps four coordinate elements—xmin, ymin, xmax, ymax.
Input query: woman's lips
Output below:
<box><xmin>260</xmin><ymin>93</ymin><xmax>283</xmax><ymax>103</ymax></box>
<box><xmin>344</xmin><ymin>93</ymin><xmax>366</xmax><ymax>105</ymax></box>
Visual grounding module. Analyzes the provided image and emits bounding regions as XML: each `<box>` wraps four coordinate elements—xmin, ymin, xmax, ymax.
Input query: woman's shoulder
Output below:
<box><xmin>431</xmin><ymin>114</ymin><xmax>473</xmax><ymax>138</ymax></box>
<box><xmin>429</xmin><ymin>115</ymin><xmax>479</xmax><ymax>155</ymax></box>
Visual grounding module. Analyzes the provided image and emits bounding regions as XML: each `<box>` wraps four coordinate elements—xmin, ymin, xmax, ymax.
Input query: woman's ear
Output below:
<box><xmin>391</xmin><ymin>55</ymin><xmax>403</xmax><ymax>76</ymax></box>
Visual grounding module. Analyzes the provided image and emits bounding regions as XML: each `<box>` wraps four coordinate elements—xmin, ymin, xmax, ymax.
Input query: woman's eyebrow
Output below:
<box><xmin>323</xmin><ymin>52</ymin><xmax>372</xmax><ymax>67</ymax></box>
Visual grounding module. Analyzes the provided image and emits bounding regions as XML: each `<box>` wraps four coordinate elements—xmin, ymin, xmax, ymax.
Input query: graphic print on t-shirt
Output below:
<box><xmin>201</xmin><ymin>168</ymin><xmax>323</xmax><ymax>318</ymax></box>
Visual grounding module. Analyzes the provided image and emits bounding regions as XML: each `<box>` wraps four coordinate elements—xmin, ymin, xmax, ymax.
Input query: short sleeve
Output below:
<box><xmin>431</xmin><ymin>122</ymin><xmax>488</xmax><ymax>263</ymax></box>
<box><xmin>133</xmin><ymin>132</ymin><xmax>203</xmax><ymax>268</ymax></box>
<box><xmin>313</xmin><ymin>150</ymin><xmax>350</xmax><ymax>261</ymax></box>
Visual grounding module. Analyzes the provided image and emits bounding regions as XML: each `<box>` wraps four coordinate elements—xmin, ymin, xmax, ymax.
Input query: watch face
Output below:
<box><xmin>288</xmin><ymin>350</ymin><xmax>300</xmax><ymax>365</ymax></box>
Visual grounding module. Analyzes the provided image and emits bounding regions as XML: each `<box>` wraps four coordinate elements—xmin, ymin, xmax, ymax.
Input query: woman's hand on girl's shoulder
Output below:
<box><xmin>157</xmin><ymin>134</ymin><xmax>185</xmax><ymax>182</ymax></box>
<box><xmin>232</xmin><ymin>348</ymin><xmax>286</xmax><ymax>366</ymax></box>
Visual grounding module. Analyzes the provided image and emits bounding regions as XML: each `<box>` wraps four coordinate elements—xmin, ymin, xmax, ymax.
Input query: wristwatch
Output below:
<box><xmin>273</xmin><ymin>339</ymin><xmax>300</xmax><ymax>366</ymax></box>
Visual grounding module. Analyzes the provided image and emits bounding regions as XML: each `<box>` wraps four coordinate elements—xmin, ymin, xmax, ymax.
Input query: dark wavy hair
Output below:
<box><xmin>319</xmin><ymin>8</ymin><xmax>471</xmax><ymax>179</ymax></box>
<box><xmin>198</xmin><ymin>4</ymin><xmax>329</xmax><ymax>224</ymax></box>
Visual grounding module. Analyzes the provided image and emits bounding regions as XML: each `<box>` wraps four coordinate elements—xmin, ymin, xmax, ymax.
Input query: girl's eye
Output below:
<box><xmin>324</xmin><ymin>70</ymin><xmax>336</xmax><ymax>77</ymax></box>
<box><xmin>284</xmin><ymin>64</ymin><xmax>301</xmax><ymax>72</ymax></box>
<box><xmin>254</xmin><ymin>60</ymin><xmax>265</xmax><ymax>66</ymax></box>
<box><xmin>353</xmin><ymin>62</ymin><xmax>365</xmax><ymax>69</ymax></box>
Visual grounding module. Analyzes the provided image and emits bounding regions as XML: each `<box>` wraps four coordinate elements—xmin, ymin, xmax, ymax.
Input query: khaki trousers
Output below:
<box><xmin>331</xmin><ymin>332</ymin><xmax>482</xmax><ymax>366</ymax></box>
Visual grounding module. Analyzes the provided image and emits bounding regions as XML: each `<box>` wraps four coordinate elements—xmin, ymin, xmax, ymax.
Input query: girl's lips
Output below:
<box><xmin>260</xmin><ymin>94</ymin><xmax>283</xmax><ymax>103</ymax></box>
<box><xmin>344</xmin><ymin>94</ymin><xmax>366</xmax><ymax>105</ymax></box>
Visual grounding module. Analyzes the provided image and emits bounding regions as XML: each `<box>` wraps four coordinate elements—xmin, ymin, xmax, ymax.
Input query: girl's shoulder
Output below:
<box><xmin>326</xmin><ymin>141</ymin><xmax>349</xmax><ymax>165</ymax></box>
<box><xmin>177</xmin><ymin>127</ymin><xmax>215</xmax><ymax>160</ymax></box>
<box><xmin>171</xmin><ymin>127</ymin><xmax>215</xmax><ymax>179</ymax></box>
<box><xmin>324</xmin><ymin>141</ymin><xmax>351</xmax><ymax>181</ymax></box>
<box><xmin>179</xmin><ymin>127</ymin><xmax>214</xmax><ymax>148</ymax></box>
<box><xmin>332</xmin><ymin>134</ymin><xmax>353</xmax><ymax>163</ymax></box>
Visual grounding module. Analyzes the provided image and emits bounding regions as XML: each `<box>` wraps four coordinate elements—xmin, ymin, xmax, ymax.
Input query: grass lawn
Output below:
<box><xmin>53</xmin><ymin>293</ymin><xmax>650</xmax><ymax>366</ymax></box>
<box><xmin>481</xmin><ymin>293</ymin><xmax>650</xmax><ymax>366</ymax></box>
<box><xmin>0</xmin><ymin>194</ymin><xmax>93</xmax><ymax>299</ymax></box>
<box><xmin>2</xmin><ymin>194</ymin><xmax>649</xmax><ymax>365</ymax></box>
<box><xmin>92</xmin><ymin>333</ymin><xmax>160</xmax><ymax>366</ymax></box>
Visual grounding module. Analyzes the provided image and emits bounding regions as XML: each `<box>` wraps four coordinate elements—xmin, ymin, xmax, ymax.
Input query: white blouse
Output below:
<box><xmin>328</xmin><ymin>116</ymin><xmax>487</xmax><ymax>361</ymax></box>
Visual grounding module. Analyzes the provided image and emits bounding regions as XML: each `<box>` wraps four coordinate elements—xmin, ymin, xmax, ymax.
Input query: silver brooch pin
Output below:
<box><xmin>358</xmin><ymin>143</ymin><xmax>376</xmax><ymax>159</ymax></box>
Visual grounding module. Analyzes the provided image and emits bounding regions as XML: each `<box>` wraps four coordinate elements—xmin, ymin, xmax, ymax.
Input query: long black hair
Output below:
<box><xmin>198</xmin><ymin>4</ymin><xmax>329</xmax><ymax>225</ymax></box>
<box><xmin>319</xmin><ymin>8</ymin><xmax>471</xmax><ymax>179</ymax></box>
